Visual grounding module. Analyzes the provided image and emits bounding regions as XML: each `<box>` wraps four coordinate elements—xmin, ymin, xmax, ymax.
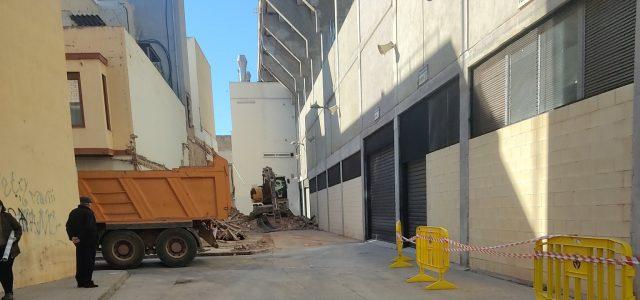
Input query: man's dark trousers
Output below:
<box><xmin>0</xmin><ymin>258</ymin><xmax>14</xmax><ymax>294</ymax></box>
<box><xmin>75</xmin><ymin>242</ymin><xmax>96</xmax><ymax>286</ymax></box>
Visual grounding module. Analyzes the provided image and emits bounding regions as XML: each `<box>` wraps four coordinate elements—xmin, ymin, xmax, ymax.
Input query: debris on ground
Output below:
<box><xmin>209</xmin><ymin>218</ymin><xmax>246</xmax><ymax>241</ymax></box>
<box><xmin>209</xmin><ymin>207</ymin><xmax>318</xmax><ymax>242</ymax></box>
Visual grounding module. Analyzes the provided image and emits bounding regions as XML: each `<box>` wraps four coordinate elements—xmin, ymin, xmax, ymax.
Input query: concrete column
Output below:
<box><xmin>631</xmin><ymin>0</ymin><xmax>640</xmax><ymax>293</ymax></box>
<box><xmin>458</xmin><ymin>0</ymin><xmax>470</xmax><ymax>268</ymax></box>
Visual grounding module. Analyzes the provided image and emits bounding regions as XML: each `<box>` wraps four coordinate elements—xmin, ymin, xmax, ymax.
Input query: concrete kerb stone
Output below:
<box><xmin>11</xmin><ymin>270</ymin><xmax>129</xmax><ymax>300</ymax></box>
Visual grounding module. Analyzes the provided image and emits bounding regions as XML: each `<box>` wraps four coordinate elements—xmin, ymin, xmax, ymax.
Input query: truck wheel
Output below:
<box><xmin>155</xmin><ymin>228</ymin><xmax>197</xmax><ymax>268</ymax></box>
<box><xmin>102</xmin><ymin>230</ymin><xmax>145</xmax><ymax>269</ymax></box>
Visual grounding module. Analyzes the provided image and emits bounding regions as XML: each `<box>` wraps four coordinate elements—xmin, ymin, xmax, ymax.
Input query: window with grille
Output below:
<box><xmin>471</xmin><ymin>0</ymin><xmax>635</xmax><ymax>138</ymax></box>
<box><xmin>317</xmin><ymin>171</ymin><xmax>327</xmax><ymax>191</ymax></box>
<box><xmin>309</xmin><ymin>177</ymin><xmax>317</xmax><ymax>193</ymax></box>
<box><xmin>328</xmin><ymin>163</ymin><xmax>341</xmax><ymax>187</ymax></box>
<box><xmin>341</xmin><ymin>151</ymin><xmax>361</xmax><ymax>181</ymax></box>
<box><xmin>67</xmin><ymin>72</ymin><xmax>85</xmax><ymax>128</ymax></box>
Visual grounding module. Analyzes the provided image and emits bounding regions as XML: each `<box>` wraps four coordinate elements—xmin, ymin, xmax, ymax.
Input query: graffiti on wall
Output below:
<box><xmin>1</xmin><ymin>171</ymin><xmax>61</xmax><ymax>236</ymax></box>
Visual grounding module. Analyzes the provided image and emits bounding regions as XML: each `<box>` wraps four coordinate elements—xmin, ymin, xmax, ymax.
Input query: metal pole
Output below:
<box><xmin>631</xmin><ymin>0</ymin><xmax>640</xmax><ymax>293</ymax></box>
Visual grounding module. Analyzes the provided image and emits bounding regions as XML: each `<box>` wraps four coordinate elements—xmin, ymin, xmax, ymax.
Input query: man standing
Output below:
<box><xmin>0</xmin><ymin>200</ymin><xmax>22</xmax><ymax>300</ymax></box>
<box><xmin>66</xmin><ymin>196</ymin><xmax>98</xmax><ymax>288</ymax></box>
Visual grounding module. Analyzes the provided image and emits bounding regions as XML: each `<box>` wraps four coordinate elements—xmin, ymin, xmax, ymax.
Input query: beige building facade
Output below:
<box><xmin>65</xmin><ymin>27</ymin><xmax>188</xmax><ymax>170</ymax></box>
<box><xmin>0</xmin><ymin>0</ymin><xmax>79</xmax><ymax>288</ymax></box>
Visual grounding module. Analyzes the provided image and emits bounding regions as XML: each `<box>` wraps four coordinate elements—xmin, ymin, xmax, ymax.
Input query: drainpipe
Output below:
<box><xmin>631</xmin><ymin>0</ymin><xmax>640</xmax><ymax>293</ymax></box>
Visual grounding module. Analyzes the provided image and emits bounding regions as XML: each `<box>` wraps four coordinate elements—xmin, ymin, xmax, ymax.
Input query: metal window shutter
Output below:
<box><xmin>585</xmin><ymin>0</ymin><xmax>636</xmax><ymax>98</ymax></box>
<box><xmin>539</xmin><ymin>3</ymin><xmax>581</xmax><ymax>111</ymax></box>
<box><xmin>404</xmin><ymin>158</ymin><xmax>426</xmax><ymax>239</ymax></box>
<box><xmin>472</xmin><ymin>51</ymin><xmax>507</xmax><ymax>137</ymax></box>
<box><xmin>367</xmin><ymin>146</ymin><xmax>396</xmax><ymax>242</ymax></box>
<box><xmin>507</xmin><ymin>30</ymin><xmax>540</xmax><ymax>124</ymax></box>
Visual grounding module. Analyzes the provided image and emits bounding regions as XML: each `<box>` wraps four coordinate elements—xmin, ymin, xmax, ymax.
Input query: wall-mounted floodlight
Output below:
<box><xmin>290</xmin><ymin>141</ymin><xmax>305</xmax><ymax>147</ymax></box>
<box><xmin>377</xmin><ymin>41</ymin><xmax>396</xmax><ymax>55</ymax></box>
<box><xmin>310</xmin><ymin>103</ymin><xmax>340</xmax><ymax>116</ymax></box>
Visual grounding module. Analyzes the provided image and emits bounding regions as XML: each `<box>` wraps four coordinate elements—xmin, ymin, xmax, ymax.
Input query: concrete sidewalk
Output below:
<box><xmin>10</xmin><ymin>270</ymin><xmax>129</xmax><ymax>300</ymax></box>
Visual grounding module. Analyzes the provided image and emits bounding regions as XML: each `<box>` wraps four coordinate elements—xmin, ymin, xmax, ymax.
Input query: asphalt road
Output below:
<box><xmin>108</xmin><ymin>230</ymin><xmax>533</xmax><ymax>300</ymax></box>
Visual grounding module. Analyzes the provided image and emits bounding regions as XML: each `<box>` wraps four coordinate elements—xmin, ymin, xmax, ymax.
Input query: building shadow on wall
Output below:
<box><xmin>299</xmin><ymin>0</ymin><xmax>546</xmax><ymax>282</ymax></box>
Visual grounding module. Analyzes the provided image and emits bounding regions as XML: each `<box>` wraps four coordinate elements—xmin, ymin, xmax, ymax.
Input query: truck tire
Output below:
<box><xmin>102</xmin><ymin>230</ymin><xmax>145</xmax><ymax>269</ymax></box>
<box><xmin>155</xmin><ymin>228</ymin><xmax>197</xmax><ymax>268</ymax></box>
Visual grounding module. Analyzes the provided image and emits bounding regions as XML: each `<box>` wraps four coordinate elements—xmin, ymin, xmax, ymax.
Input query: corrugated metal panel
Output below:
<box><xmin>405</xmin><ymin>158</ymin><xmax>426</xmax><ymax>238</ymax></box>
<box><xmin>367</xmin><ymin>146</ymin><xmax>396</xmax><ymax>242</ymax></box>
<box><xmin>507</xmin><ymin>31</ymin><xmax>539</xmax><ymax>124</ymax></box>
<box><xmin>584</xmin><ymin>0</ymin><xmax>636</xmax><ymax>98</ymax></box>
<box><xmin>328</xmin><ymin>163</ymin><xmax>341</xmax><ymax>187</ymax></box>
<box><xmin>472</xmin><ymin>51</ymin><xmax>507</xmax><ymax>137</ymax></box>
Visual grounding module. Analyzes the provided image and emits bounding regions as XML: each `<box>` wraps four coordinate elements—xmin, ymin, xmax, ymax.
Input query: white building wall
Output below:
<box><xmin>230</xmin><ymin>82</ymin><xmax>300</xmax><ymax>215</ymax></box>
<box><xmin>125</xmin><ymin>32</ymin><xmax>187</xmax><ymax>169</ymax></box>
<box><xmin>187</xmin><ymin>37</ymin><xmax>217</xmax><ymax>151</ymax></box>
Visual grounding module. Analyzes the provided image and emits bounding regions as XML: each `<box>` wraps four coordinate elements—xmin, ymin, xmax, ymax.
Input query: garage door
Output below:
<box><xmin>404</xmin><ymin>158</ymin><xmax>426</xmax><ymax>238</ymax></box>
<box><xmin>367</xmin><ymin>146</ymin><xmax>396</xmax><ymax>242</ymax></box>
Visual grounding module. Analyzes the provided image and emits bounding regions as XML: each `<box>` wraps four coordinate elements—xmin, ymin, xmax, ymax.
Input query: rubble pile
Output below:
<box><xmin>209</xmin><ymin>218</ymin><xmax>246</xmax><ymax>241</ymax></box>
<box><xmin>278</xmin><ymin>214</ymin><xmax>317</xmax><ymax>231</ymax></box>
<box><xmin>217</xmin><ymin>207</ymin><xmax>318</xmax><ymax>235</ymax></box>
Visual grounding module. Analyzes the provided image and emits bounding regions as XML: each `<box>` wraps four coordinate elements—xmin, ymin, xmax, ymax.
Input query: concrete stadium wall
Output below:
<box><xmin>342</xmin><ymin>178</ymin><xmax>364</xmax><ymax>240</ymax></box>
<box><xmin>328</xmin><ymin>184</ymin><xmax>343</xmax><ymax>235</ymax></box>
<box><xmin>309</xmin><ymin>192</ymin><xmax>318</xmax><ymax>221</ymax></box>
<box><xmin>317</xmin><ymin>191</ymin><xmax>329</xmax><ymax>231</ymax></box>
<box><xmin>0</xmin><ymin>0</ymin><xmax>79</xmax><ymax>287</ymax></box>
<box><xmin>426</xmin><ymin>144</ymin><xmax>460</xmax><ymax>264</ymax></box>
<box><xmin>469</xmin><ymin>84</ymin><xmax>634</xmax><ymax>281</ymax></box>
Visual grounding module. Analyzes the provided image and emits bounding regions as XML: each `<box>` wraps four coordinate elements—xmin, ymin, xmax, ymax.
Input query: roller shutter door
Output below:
<box><xmin>367</xmin><ymin>146</ymin><xmax>396</xmax><ymax>242</ymax></box>
<box><xmin>405</xmin><ymin>158</ymin><xmax>426</xmax><ymax>238</ymax></box>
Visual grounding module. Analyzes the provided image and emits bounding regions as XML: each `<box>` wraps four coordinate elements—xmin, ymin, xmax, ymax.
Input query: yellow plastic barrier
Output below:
<box><xmin>389</xmin><ymin>220</ymin><xmax>413</xmax><ymax>268</ymax></box>
<box><xmin>406</xmin><ymin>226</ymin><xmax>456</xmax><ymax>290</ymax></box>
<box><xmin>534</xmin><ymin>236</ymin><xmax>636</xmax><ymax>300</ymax></box>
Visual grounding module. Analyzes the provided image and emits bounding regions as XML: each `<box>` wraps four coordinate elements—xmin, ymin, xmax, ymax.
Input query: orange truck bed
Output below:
<box><xmin>78</xmin><ymin>155</ymin><xmax>232</xmax><ymax>224</ymax></box>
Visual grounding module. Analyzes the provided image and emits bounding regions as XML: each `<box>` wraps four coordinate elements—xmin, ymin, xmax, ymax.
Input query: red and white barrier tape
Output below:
<box><xmin>394</xmin><ymin>233</ymin><xmax>640</xmax><ymax>266</ymax></box>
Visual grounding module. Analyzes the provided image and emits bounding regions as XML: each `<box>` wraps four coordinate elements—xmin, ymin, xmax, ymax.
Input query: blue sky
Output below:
<box><xmin>184</xmin><ymin>1</ymin><xmax>258</xmax><ymax>135</ymax></box>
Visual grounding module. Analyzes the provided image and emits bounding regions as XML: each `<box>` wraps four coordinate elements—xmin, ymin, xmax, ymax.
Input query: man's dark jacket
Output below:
<box><xmin>0</xmin><ymin>212</ymin><xmax>23</xmax><ymax>258</ymax></box>
<box><xmin>66</xmin><ymin>205</ymin><xmax>97</xmax><ymax>245</ymax></box>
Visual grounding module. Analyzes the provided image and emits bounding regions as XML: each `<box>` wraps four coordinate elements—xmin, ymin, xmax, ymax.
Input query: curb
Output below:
<box><xmin>198</xmin><ymin>248</ymin><xmax>271</xmax><ymax>257</ymax></box>
<box><xmin>99</xmin><ymin>271</ymin><xmax>130</xmax><ymax>300</ymax></box>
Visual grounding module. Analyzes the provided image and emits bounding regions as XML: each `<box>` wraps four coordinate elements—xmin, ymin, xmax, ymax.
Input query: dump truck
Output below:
<box><xmin>77</xmin><ymin>155</ymin><xmax>231</xmax><ymax>269</ymax></box>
